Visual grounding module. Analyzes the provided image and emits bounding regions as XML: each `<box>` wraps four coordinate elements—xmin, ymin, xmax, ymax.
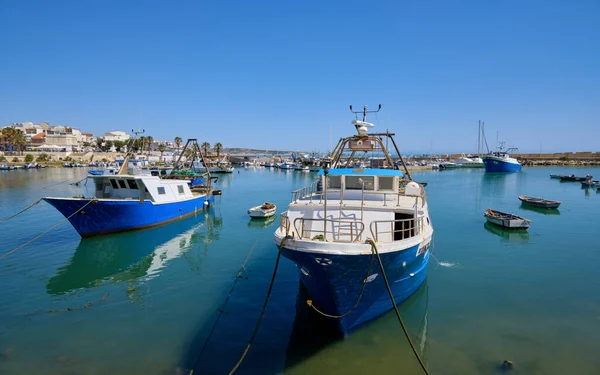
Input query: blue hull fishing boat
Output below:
<box><xmin>44</xmin><ymin>134</ymin><xmax>215</xmax><ymax>237</ymax></box>
<box><xmin>274</xmin><ymin>105</ymin><xmax>433</xmax><ymax>335</ymax></box>
<box><xmin>482</xmin><ymin>142</ymin><xmax>522</xmax><ymax>172</ymax></box>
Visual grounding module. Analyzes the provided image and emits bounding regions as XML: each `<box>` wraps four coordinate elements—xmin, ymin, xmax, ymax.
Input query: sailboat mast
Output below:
<box><xmin>477</xmin><ymin>120</ymin><xmax>481</xmax><ymax>156</ymax></box>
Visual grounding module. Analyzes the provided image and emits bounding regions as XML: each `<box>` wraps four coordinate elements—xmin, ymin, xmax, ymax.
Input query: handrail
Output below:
<box><xmin>279</xmin><ymin>211</ymin><xmax>291</xmax><ymax>236</ymax></box>
<box><xmin>369</xmin><ymin>217</ymin><xmax>424</xmax><ymax>242</ymax></box>
<box><xmin>293</xmin><ymin>217</ymin><xmax>364</xmax><ymax>243</ymax></box>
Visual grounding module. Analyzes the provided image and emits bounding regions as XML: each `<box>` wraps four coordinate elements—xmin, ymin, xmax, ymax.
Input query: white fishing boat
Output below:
<box><xmin>453</xmin><ymin>154</ymin><xmax>484</xmax><ymax>168</ymax></box>
<box><xmin>248</xmin><ymin>202</ymin><xmax>277</xmax><ymax>218</ymax></box>
<box><xmin>274</xmin><ymin>104</ymin><xmax>434</xmax><ymax>336</ymax></box>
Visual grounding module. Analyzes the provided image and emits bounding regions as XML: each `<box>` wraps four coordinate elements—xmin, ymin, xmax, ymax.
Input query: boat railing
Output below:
<box><xmin>280</xmin><ymin>210</ymin><xmax>292</xmax><ymax>236</ymax></box>
<box><xmin>293</xmin><ymin>217</ymin><xmax>365</xmax><ymax>243</ymax></box>
<box><xmin>291</xmin><ymin>181</ymin><xmax>320</xmax><ymax>203</ymax></box>
<box><xmin>369</xmin><ymin>217</ymin><xmax>424</xmax><ymax>242</ymax></box>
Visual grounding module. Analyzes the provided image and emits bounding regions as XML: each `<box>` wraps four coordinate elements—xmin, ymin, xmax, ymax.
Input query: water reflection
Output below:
<box><xmin>483</xmin><ymin>222</ymin><xmax>530</xmax><ymax>242</ymax></box>
<box><xmin>518</xmin><ymin>203</ymin><xmax>560</xmax><ymax>216</ymax></box>
<box><xmin>285</xmin><ymin>280</ymin><xmax>429</xmax><ymax>372</ymax></box>
<box><xmin>247</xmin><ymin>215</ymin><xmax>277</xmax><ymax>229</ymax></box>
<box><xmin>46</xmin><ymin>212</ymin><xmax>220</xmax><ymax>295</ymax></box>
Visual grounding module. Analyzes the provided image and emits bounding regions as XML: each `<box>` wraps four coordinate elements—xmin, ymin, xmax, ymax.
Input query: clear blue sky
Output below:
<box><xmin>1</xmin><ymin>0</ymin><xmax>598</xmax><ymax>154</ymax></box>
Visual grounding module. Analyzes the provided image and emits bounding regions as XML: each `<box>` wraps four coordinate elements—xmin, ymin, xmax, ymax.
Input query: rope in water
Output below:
<box><xmin>227</xmin><ymin>235</ymin><xmax>290</xmax><ymax>375</ymax></box>
<box><xmin>306</xmin><ymin>247</ymin><xmax>375</xmax><ymax>318</ymax></box>
<box><xmin>189</xmin><ymin>240</ymin><xmax>259</xmax><ymax>375</ymax></box>
<box><xmin>0</xmin><ymin>198</ymin><xmax>97</xmax><ymax>261</ymax></box>
<box><xmin>0</xmin><ymin>198</ymin><xmax>43</xmax><ymax>224</ymax></box>
<box><xmin>366</xmin><ymin>239</ymin><xmax>430</xmax><ymax>375</ymax></box>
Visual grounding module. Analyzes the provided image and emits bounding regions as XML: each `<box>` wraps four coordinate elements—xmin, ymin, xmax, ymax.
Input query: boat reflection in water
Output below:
<box><xmin>46</xmin><ymin>212</ymin><xmax>220</xmax><ymax>295</ymax></box>
<box><xmin>247</xmin><ymin>215</ymin><xmax>276</xmax><ymax>229</ymax></box>
<box><xmin>483</xmin><ymin>222</ymin><xmax>530</xmax><ymax>242</ymax></box>
<box><xmin>285</xmin><ymin>281</ymin><xmax>429</xmax><ymax>373</ymax></box>
<box><xmin>518</xmin><ymin>203</ymin><xmax>560</xmax><ymax>216</ymax></box>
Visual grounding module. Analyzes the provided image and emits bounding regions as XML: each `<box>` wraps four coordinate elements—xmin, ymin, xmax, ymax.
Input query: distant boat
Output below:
<box><xmin>484</xmin><ymin>208</ymin><xmax>530</xmax><ymax>229</ymax></box>
<box><xmin>518</xmin><ymin>196</ymin><xmax>561</xmax><ymax>209</ymax></box>
<box><xmin>248</xmin><ymin>202</ymin><xmax>276</xmax><ymax>218</ymax></box>
<box><xmin>482</xmin><ymin>141</ymin><xmax>522</xmax><ymax>173</ymax></box>
<box><xmin>581</xmin><ymin>180</ymin><xmax>599</xmax><ymax>188</ymax></box>
<box><xmin>560</xmin><ymin>175</ymin><xmax>587</xmax><ymax>182</ymax></box>
<box><xmin>550</xmin><ymin>174</ymin><xmax>564</xmax><ymax>179</ymax></box>
<box><xmin>453</xmin><ymin>154</ymin><xmax>484</xmax><ymax>168</ymax></box>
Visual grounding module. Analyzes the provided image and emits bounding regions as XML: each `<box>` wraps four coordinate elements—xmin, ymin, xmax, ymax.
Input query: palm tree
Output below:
<box><xmin>174</xmin><ymin>137</ymin><xmax>182</xmax><ymax>156</ymax></box>
<box><xmin>138</xmin><ymin>136</ymin><xmax>146</xmax><ymax>153</ymax></box>
<box><xmin>214</xmin><ymin>142</ymin><xmax>223</xmax><ymax>157</ymax></box>
<box><xmin>158</xmin><ymin>144</ymin><xmax>166</xmax><ymax>163</ymax></box>
<box><xmin>146</xmin><ymin>136</ymin><xmax>154</xmax><ymax>153</ymax></box>
<box><xmin>12</xmin><ymin>130</ymin><xmax>26</xmax><ymax>155</ymax></box>
<box><xmin>201</xmin><ymin>142</ymin><xmax>210</xmax><ymax>157</ymax></box>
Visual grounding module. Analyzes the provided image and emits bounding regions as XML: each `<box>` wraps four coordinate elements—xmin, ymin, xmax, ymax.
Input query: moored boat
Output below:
<box><xmin>518</xmin><ymin>195</ymin><xmax>561</xmax><ymax>209</ymax></box>
<box><xmin>43</xmin><ymin>135</ymin><xmax>216</xmax><ymax>237</ymax></box>
<box><xmin>274</xmin><ymin>104</ymin><xmax>433</xmax><ymax>335</ymax></box>
<box><xmin>482</xmin><ymin>142</ymin><xmax>522</xmax><ymax>172</ymax></box>
<box><xmin>454</xmin><ymin>154</ymin><xmax>484</xmax><ymax>168</ymax></box>
<box><xmin>484</xmin><ymin>208</ymin><xmax>530</xmax><ymax>229</ymax></box>
<box><xmin>248</xmin><ymin>202</ymin><xmax>277</xmax><ymax>218</ymax></box>
<box><xmin>559</xmin><ymin>174</ymin><xmax>586</xmax><ymax>182</ymax></box>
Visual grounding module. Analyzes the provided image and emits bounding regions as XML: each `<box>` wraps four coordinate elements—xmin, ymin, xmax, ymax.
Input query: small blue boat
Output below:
<box><xmin>482</xmin><ymin>142</ymin><xmax>522</xmax><ymax>172</ymax></box>
<box><xmin>274</xmin><ymin>105</ymin><xmax>433</xmax><ymax>336</ymax></box>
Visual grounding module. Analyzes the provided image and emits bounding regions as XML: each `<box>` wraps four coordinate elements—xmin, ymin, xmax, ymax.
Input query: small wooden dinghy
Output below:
<box><xmin>484</xmin><ymin>208</ymin><xmax>531</xmax><ymax>229</ymax></box>
<box><xmin>518</xmin><ymin>195</ymin><xmax>561</xmax><ymax>209</ymax></box>
<box><xmin>248</xmin><ymin>202</ymin><xmax>277</xmax><ymax>218</ymax></box>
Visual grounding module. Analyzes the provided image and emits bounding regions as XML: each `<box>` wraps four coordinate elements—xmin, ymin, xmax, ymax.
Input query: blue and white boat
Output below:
<box><xmin>482</xmin><ymin>142</ymin><xmax>522</xmax><ymax>172</ymax></box>
<box><xmin>44</xmin><ymin>142</ymin><xmax>215</xmax><ymax>237</ymax></box>
<box><xmin>273</xmin><ymin>105</ymin><xmax>433</xmax><ymax>336</ymax></box>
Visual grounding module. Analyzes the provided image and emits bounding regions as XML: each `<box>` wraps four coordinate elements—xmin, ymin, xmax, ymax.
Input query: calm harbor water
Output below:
<box><xmin>1</xmin><ymin>166</ymin><xmax>600</xmax><ymax>375</ymax></box>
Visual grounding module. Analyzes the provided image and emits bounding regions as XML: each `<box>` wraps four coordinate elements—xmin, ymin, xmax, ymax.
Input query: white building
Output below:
<box><xmin>103</xmin><ymin>131</ymin><xmax>131</xmax><ymax>142</ymax></box>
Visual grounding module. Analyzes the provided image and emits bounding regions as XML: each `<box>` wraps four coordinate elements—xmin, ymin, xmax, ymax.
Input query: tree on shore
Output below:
<box><xmin>214</xmin><ymin>142</ymin><xmax>223</xmax><ymax>157</ymax></box>
<box><xmin>158</xmin><ymin>144</ymin><xmax>166</xmax><ymax>163</ymax></box>
<box><xmin>201</xmin><ymin>142</ymin><xmax>210</xmax><ymax>157</ymax></box>
<box><xmin>146</xmin><ymin>136</ymin><xmax>154</xmax><ymax>153</ymax></box>
<box><xmin>174</xmin><ymin>137</ymin><xmax>182</xmax><ymax>155</ymax></box>
<box><xmin>25</xmin><ymin>154</ymin><xmax>34</xmax><ymax>163</ymax></box>
<box><xmin>114</xmin><ymin>141</ymin><xmax>125</xmax><ymax>152</ymax></box>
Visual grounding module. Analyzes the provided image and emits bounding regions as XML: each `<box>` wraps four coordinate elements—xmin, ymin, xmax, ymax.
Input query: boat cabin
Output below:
<box><xmin>86</xmin><ymin>175</ymin><xmax>197</xmax><ymax>203</ymax></box>
<box><xmin>283</xmin><ymin>168</ymin><xmax>428</xmax><ymax>243</ymax></box>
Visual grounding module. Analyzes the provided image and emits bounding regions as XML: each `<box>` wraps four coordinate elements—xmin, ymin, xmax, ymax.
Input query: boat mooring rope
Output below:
<box><xmin>226</xmin><ymin>235</ymin><xmax>291</xmax><ymax>375</ymax></box>
<box><xmin>306</xmin><ymin>248</ymin><xmax>375</xmax><ymax>318</ymax></box>
<box><xmin>0</xmin><ymin>198</ymin><xmax>97</xmax><ymax>261</ymax></box>
<box><xmin>366</xmin><ymin>239</ymin><xmax>430</xmax><ymax>375</ymax></box>
<box><xmin>0</xmin><ymin>198</ymin><xmax>43</xmax><ymax>224</ymax></box>
<box><xmin>189</xmin><ymin>240</ymin><xmax>259</xmax><ymax>375</ymax></box>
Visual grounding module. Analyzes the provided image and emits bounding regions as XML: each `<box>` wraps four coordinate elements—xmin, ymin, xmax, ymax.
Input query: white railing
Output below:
<box><xmin>369</xmin><ymin>217</ymin><xmax>424</xmax><ymax>242</ymax></box>
<box><xmin>293</xmin><ymin>217</ymin><xmax>365</xmax><ymax>243</ymax></box>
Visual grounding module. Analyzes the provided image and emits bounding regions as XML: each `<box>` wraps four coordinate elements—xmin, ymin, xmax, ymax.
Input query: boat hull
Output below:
<box><xmin>280</xmin><ymin>242</ymin><xmax>429</xmax><ymax>335</ymax></box>
<box><xmin>482</xmin><ymin>156</ymin><xmax>522</xmax><ymax>172</ymax></box>
<box><xmin>43</xmin><ymin>195</ymin><xmax>212</xmax><ymax>237</ymax></box>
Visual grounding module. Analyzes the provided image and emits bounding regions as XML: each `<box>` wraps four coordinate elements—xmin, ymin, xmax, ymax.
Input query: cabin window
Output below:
<box><xmin>127</xmin><ymin>179</ymin><xmax>138</xmax><ymax>189</ymax></box>
<box><xmin>328</xmin><ymin>176</ymin><xmax>341</xmax><ymax>189</ymax></box>
<box><xmin>345</xmin><ymin>175</ymin><xmax>375</xmax><ymax>190</ymax></box>
<box><xmin>118</xmin><ymin>180</ymin><xmax>127</xmax><ymax>189</ymax></box>
<box><xmin>157</xmin><ymin>187</ymin><xmax>166</xmax><ymax>195</ymax></box>
<box><xmin>177</xmin><ymin>185</ymin><xmax>184</xmax><ymax>195</ymax></box>
<box><xmin>379</xmin><ymin>177</ymin><xmax>394</xmax><ymax>191</ymax></box>
<box><xmin>110</xmin><ymin>179</ymin><xmax>119</xmax><ymax>189</ymax></box>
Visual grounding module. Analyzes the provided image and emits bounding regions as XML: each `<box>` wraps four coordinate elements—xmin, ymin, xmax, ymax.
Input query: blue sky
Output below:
<box><xmin>1</xmin><ymin>0</ymin><xmax>598</xmax><ymax>154</ymax></box>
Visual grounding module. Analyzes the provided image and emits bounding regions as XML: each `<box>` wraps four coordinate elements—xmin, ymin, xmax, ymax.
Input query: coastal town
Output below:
<box><xmin>1</xmin><ymin>121</ymin><xmax>599</xmax><ymax>169</ymax></box>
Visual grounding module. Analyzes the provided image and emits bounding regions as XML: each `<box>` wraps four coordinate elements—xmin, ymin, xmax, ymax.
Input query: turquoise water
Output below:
<box><xmin>1</xmin><ymin>166</ymin><xmax>600</xmax><ymax>374</ymax></box>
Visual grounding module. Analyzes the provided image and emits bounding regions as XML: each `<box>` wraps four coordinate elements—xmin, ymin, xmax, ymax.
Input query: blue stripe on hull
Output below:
<box><xmin>282</xmin><ymin>243</ymin><xmax>429</xmax><ymax>335</ymax></box>
<box><xmin>483</xmin><ymin>158</ymin><xmax>522</xmax><ymax>172</ymax></box>
<box><xmin>43</xmin><ymin>195</ymin><xmax>212</xmax><ymax>237</ymax></box>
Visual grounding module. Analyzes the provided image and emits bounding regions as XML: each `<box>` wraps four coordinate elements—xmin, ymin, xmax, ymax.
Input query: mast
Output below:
<box><xmin>477</xmin><ymin>120</ymin><xmax>481</xmax><ymax>156</ymax></box>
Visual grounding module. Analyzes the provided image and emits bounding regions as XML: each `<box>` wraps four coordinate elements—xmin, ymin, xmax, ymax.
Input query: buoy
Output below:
<box><xmin>204</xmin><ymin>201</ymin><xmax>209</xmax><ymax>206</ymax></box>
